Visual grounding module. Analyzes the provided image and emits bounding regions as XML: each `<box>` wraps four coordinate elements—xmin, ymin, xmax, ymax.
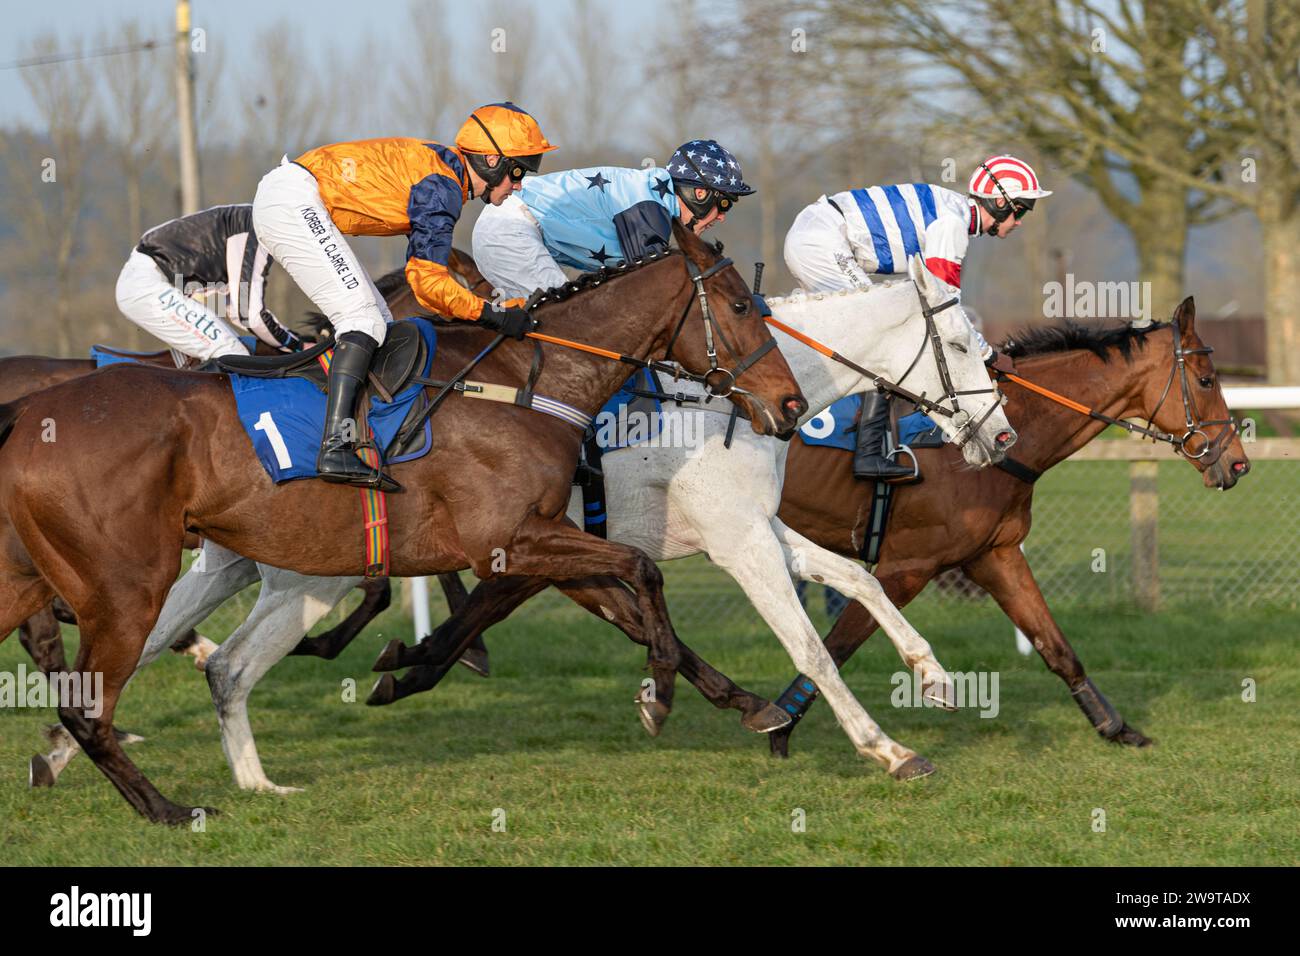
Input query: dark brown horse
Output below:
<box><xmin>383</xmin><ymin>300</ymin><xmax>1250</xmax><ymax>763</ymax></box>
<box><xmin>0</xmin><ymin>221</ymin><xmax>805</xmax><ymax>823</ymax></box>
<box><xmin>767</xmin><ymin>299</ymin><xmax>1249</xmax><ymax>755</ymax></box>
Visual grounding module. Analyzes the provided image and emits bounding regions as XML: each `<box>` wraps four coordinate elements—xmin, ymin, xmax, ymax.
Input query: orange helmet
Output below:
<box><xmin>455</xmin><ymin>102</ymin><xmax>556</xmax><ymax>191</ymax></box>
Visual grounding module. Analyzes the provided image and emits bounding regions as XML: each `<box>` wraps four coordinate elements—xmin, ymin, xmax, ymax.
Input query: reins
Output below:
<box><xmin>396</xmin><ymin>249</ymin><xmax>779</xmax><ymax>443</ymax></box>
<box><xmin>758</xmin><ymin>279</ymin><xmax>1002</xmax><ymax>449</ymax></box>
<box><xmin>996</xmin><ymin>323</ymin><xmax>1237</xmax><ymax>464</ymax></box>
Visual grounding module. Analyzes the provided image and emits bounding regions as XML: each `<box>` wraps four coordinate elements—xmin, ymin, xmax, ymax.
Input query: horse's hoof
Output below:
<box><xmin>637</xmin><ymin>699</ymin><xmax>670</xmax><ymax>738</ymax></box>
<box><xmin>250</xmin><ymin>782</ymin><xmax>304</xmax><ymax>795</ymax></box>
<box><xmin>29</xmin><ymin>755</ymin><xmax>56</xmax><ymax>788</ymax></box>
<box><xmin>457</xmin><ymin>646</ymin><xmax>491</xmax><ymax>678</ymax></box>
<box><xmin>366</xmin><ymin>673</ymin><xmax>397</xmax><ymax>706</ymax></box>
<box><xmin>741</xmin><ymin>703</ymin><xmax>793</xmax><ymax>734</ymax></box>
<box><xmin>1109</xmin><ymin>724</ymin><xmax>1154</xmax><ymax>747</ymax></box>
<box><xmin>890</xmin><ymin>754</ymin><xmax>936</xmax><ymax>781</ymax></box>
<box><xmin>114</xmin><ymin>728</ymin><xmax>145</xmax><ymax>745</ymax></box>
<box><xmin>372</xmin><ymin>639</ymin><xmax>406</xmax><ymax>672</ymax></box>
<box><xmin>156</xmin><ymin>804</ymin><xmax>219</xmax><ymax>827</ymax></box>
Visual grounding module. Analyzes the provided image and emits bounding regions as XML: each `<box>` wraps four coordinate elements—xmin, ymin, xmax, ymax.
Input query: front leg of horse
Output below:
<box><xmin>367</xmin><ymin>575</ymin><xmax>548</xmax><ymax>705</ymax></box>
<box><xmin>772</xmin><ymin>519</ymin><xmax>956</xmax><ymax>709</ymax></box>
<box><xmin>710</xmin><ymin>528</ymin><xmax>932</xmax><ymax>779</ymax></box>
<box><xmin>551</xmin><ymin>575</ymin><xmax>789</xmax><ymax>735</ymax></box>
<box><xmin>963</xmin><ymin>547</ymin><xmax>1152</xmax><ymax>747</ymax></box>
<box><xmin>206</xmin><ymin>569</ymin><xmax>359</xmax><ymax>793</ymax></box>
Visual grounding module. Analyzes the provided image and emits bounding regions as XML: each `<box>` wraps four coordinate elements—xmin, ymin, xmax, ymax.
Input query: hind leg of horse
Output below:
<box><xmin>205</xmin><ymin>569</ymin><xmax>358</xmax><ymax>792</ymax></box>
<box><xmin>771</xmin><ymin>519</ymin><xmax>955</xmax><ymax>707</ymax></box>
<box><xmin>289</xmin><ymin>575</ymin><xmax>378</xmax><ymax>659</ymax></box>
<box><xmin>34</xmin><ymin>539</ymin><xmax>263</xmax><ymax>787</ymax></box>
<box><xmin>58</xmin><ymin>570</ymin><xmax>208</xmax><ymax>823</ymax></box>
<box><xmin>962</xmin><ymin>546</ymin><xmax>1151</xmax><ymax>746</ymax></box>
<box><xmin>703</xmin><ymin>523</ymin><xmax>929</xmax><ymax>778</ymax></box>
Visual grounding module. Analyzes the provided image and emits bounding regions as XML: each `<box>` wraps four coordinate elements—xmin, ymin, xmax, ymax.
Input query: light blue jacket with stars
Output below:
<box><xmin>518</xmin><ymin>166</ymin><xmax>681</xmax><ymax>272</ymax></box>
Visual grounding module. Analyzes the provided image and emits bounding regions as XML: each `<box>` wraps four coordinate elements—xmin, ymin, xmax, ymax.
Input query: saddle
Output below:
<box><xmin>217</xmin><ymin>319</ymin><xmax>427</xmax><ymax>404</ymax></box>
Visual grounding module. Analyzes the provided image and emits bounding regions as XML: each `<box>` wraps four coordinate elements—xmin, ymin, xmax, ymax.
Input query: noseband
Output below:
<box><xmin>663</xmin><ymin>256</ymin><xmax>779</xmax><ymax>398</ymax></box>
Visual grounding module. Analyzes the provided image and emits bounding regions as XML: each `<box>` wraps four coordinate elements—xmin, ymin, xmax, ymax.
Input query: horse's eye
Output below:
<box><xmin>949</xmin><ymin>340</ymin><xmax>968</xmax><ymax>353</ymax></box>
<box><xmin>1199</xmin><ymin>375</ymin><xmax>1214</xmax><ymax>388</ymax></box>
<box><xmin>732</xmin><ymin>299</ymin><xmax>749</xmax><ymax>315</ymax></box>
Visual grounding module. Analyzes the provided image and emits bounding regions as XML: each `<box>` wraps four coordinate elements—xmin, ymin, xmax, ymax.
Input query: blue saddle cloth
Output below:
<box><xmin>799</xmin><ymin>394</ymin><xmax>939</xmax><ymax>451</ymax></box>
<box><xmin>228</xmin><ymin>319</ymin><xmax>437</xmax><ymax>483</ymax></box>
<box><xmin>593</xmin><ymin>368</ymin><xmax>663</xmax><ymax>451</ymax></box>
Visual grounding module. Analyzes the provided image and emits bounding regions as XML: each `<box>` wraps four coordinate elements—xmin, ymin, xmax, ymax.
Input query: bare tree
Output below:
<box><xmin>394</xmin><ymin>0</ymin><xmax>462</xmax><ymax>137</ymax></box>
<box><xmin>0</xmin><ymin>34</ymin><xmax>98</xmax><ymax>356</ymax></box>
<box><xmin>479</xmin><ymin>0</ymin><xmax>538</xmax><ymax>104</ymax></box>
<box><xmin>821</xmin><ymin>0</ymin><xmax>1241</xmax><ymax>325</ymax></box>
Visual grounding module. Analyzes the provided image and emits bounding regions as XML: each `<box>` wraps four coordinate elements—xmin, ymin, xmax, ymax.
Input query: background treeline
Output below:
<box><xmin>0</xmin><ymin>0</ymin><xmax>1291</xmax><ymax>380</ymax></box>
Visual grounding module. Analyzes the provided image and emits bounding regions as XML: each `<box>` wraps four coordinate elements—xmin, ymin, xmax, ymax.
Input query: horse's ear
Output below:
<box><xmin>672</xmin><ymin>217</ymin><xmax>713</xmax><ymax>270</ymax></box>
<box><xmin>907</xmin><ymin>254</ymin><xmax>937</xmax><ymax>299</ymax></box>
<box><xmin>1173</xmin><ymin>296</ymin><xmax>1196</xmax><ymax>336</ymax></box>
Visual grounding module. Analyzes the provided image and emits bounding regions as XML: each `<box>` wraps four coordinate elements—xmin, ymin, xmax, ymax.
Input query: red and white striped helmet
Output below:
<box><xmin>968</xmin><ymin>155</ymin><xmax>1052</xmax><ymax>200</ymax></box>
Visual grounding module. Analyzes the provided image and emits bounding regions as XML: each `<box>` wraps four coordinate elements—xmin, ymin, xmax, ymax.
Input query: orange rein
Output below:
<box><xmin>1000</xmin><ymin>371</ymin><xmax>1094</xmax><ymax>416</ymax></box>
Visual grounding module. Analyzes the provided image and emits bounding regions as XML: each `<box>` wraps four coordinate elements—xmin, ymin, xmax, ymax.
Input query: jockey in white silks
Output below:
<box><xmin>783</xmin><ymin>154</ymin><xmax>1051</xmax><ymax>481</ymax></box>
<box><xmin>114</xmin><ymin>204</ymin><xmax>304</xmax><ymax>362</ymax></box>
<box><xmin>472</xmin><ymin>138</ymin><xmax>752</xmax><ymax>298</ymax></box>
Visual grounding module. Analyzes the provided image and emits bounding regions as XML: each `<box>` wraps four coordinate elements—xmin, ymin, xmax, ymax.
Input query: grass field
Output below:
<box><xmin>0</xmin><ymin>458</ymin><xmax>1296</xmax><ymax>865</ymax></box>
<box><xmin>1</xmin><ymin>582</ymin><xmax>1295</xmax><ymax>865</ymax></box>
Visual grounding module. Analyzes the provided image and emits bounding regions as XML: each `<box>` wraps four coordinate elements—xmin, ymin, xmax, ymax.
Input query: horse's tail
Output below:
<box><xmin>0</xmin><ymin>399</ymin><xmax>26</xmax><ymax>449</ymax></box>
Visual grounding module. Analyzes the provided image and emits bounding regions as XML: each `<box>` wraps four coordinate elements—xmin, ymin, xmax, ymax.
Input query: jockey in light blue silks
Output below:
<box><xmin>472</xmin><ymin>139</ymin><xmax>752</xmax><ymax>298</ymax></box>
<box><xmin>782</xmin><ymin>154</ymin><xmax>1051</xmax><ymax>482</ymax></box>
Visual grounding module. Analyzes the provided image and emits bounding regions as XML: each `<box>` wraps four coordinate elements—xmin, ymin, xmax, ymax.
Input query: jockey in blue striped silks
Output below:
<box><xmin>783</xmin><ymin>154</ymin><xmax>1051</xmax><ymax>481</ymax></box>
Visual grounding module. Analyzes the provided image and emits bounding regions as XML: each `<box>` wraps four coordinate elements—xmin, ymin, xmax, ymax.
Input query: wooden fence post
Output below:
<box><xmin>1129</xmin><ymin>460</ymin><xmax>1160</xmax><ymax>610</ymax></box>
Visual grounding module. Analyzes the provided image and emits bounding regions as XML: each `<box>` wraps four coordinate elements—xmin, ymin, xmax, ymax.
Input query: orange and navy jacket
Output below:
<box><xmin>295</xmin><ymin>138</ymin><xmax>488</xmax><ymax>320</ymax></box>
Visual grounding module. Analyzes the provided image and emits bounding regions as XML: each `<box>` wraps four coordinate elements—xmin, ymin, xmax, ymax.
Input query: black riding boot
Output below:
<box><xmin>316</xmin><ymin>331</ymin><xmax>402</xmax><ymax>492</ymax></box>
<box><xmin>852</xmin><ymin>391</ymin><xmax>916</xmax><ymax>481</ymax></box>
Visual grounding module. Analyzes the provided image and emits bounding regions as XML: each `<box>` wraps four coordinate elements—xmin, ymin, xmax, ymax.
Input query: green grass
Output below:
<box><xmin>1</xmin><ymin>586</ymin><xmax>1295</xmax><ymax>866</ymax></box>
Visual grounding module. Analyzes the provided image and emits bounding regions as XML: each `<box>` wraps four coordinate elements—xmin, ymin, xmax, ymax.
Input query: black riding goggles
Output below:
<box><xmin>1011</xmin><ymin>197</ymin><xmax>1035</xmax><ymax>219</ymax></box>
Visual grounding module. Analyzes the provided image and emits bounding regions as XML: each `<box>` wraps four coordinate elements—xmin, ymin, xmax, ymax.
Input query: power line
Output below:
<box><xmin>0</xmin><ymin>39</ymin><xmax>160</xmax><ymax>71</ymax></box>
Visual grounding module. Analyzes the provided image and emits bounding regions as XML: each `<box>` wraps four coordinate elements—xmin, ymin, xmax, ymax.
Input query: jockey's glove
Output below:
<box><xmin>479</xmin><ymin>304</ymin><xmax>537</xmax><ymax>340</ymax></box>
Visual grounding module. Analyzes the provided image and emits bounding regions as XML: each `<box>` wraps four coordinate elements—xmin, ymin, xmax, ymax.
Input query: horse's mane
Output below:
<box><xmin>373</xmin><ymin>267</ymin><xmax>409</xmax><ymax>299</ymax></box>
<box><xmin>1000</xmin><ymin>320</ymin><xmax>1165</xmax><ymax>364</ymax></box>
<box><xmin>528</xmin><ymin>248</ymin><xmax>680</xmax><ymax>309</ymax></box>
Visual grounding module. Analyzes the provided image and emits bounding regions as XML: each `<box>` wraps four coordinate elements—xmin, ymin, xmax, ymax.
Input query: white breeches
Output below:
<box><xmin>251</xmin><ymin>158</ymin><xmax>392</xmax><ymax>344</ymax></box>
<box><xmin>114</xmin><ymin>251</ymin><xmax>250</xmax><ymax>360</ymax></box>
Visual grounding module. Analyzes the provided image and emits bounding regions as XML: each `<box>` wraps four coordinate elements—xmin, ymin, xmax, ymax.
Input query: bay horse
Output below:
<box><xmin>0</xmin><ymin>220</ymin><xmax>807</xmax><ymax>823</ymax></box>
<box><xmin>767</xmin><ymin>298</ymin><xmax>1250</xmax><ymax>755</ymax></box>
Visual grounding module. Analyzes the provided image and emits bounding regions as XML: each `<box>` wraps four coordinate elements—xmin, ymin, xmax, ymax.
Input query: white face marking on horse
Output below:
<box><xmin>600</xmin><ymin>605</ymin><xmax>616</xmax><ymax>621</ymax></box>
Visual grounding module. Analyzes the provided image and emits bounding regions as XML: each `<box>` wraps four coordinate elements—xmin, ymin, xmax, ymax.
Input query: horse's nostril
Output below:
<box><xmin>996</xmin><ymin>430</ymin><xmax>1014</xmax><ymax>446</ymax></box>
<box><xmin>783</xmin><ymin>396</ymin><xmax>806</xmax><ymax>417</ymax></box>
<box><xmin>1232</xmin><ymin>461</ymin><xmax>1247</xmax><ymax>474</ymax></box>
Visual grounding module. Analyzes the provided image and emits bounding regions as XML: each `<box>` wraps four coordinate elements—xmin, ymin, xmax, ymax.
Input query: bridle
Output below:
<box><xmin>891</xmin><ymin>285</ymin><xmax>1005</xmax><ymax>450</ymax></box>
<box><xmin>1143</xmin><ymin>323</ymin><xmax>1237</xmax><ymax>463</ymax></box>
<box><xmin>757</xmin><ymin>281</ymin><xmax>1006</xmax><ymax>451</ymax></box>
<box><xmin>662</xmin><ymin>255</ymin><xmax>779</xmax><ymax>398</ymax></box>
<box><xmin>999</xmin><ymin>322</ymin><xmax>1238</xmax><ymax>465</ymax></box>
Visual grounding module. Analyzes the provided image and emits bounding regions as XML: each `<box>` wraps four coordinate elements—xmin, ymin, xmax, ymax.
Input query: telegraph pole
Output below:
<box><xmin>175</xmin><ymin>0</ymin><xmax>200</xmax><ymax>214</ymax></box>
